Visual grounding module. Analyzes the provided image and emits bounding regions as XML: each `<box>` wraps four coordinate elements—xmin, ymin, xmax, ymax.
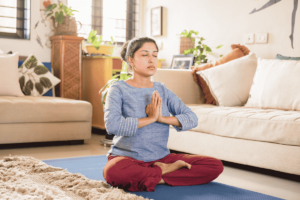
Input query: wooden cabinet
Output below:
<box><xmin>82</xmin><ymin>56</ymin><xmax>114</xmax><ymax>129</ymax></box>
<box><xmin>50</xmin><ymin>35</ymin><xmax>84</xmax><ymax>100</ymax></box>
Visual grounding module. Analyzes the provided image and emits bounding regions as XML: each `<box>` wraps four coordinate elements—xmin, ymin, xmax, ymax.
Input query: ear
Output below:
<box><xmin>128</xmin><ymin>56</ymin><xmax>134</xmax><ymax>67</ymax></box>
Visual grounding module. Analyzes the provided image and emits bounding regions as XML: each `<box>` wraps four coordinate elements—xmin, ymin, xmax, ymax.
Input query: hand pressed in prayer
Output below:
<box><xmin>146</xmin><ymin>91</ymin><xmax>162</xmax><ymax>121</ymax></box>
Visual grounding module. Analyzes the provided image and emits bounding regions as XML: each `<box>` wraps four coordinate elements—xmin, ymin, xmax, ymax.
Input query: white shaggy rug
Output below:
<box><xmin>0</xmin><ymin>156</ymin><xmax>150</xmax><ymax>200</ymax></box>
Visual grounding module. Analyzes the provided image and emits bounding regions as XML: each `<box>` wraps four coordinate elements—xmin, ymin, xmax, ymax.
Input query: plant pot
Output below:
<box><xmin>86</xmin><ymin>45</ymin><xmax>115</xmax><ymax>55</ymax></box>
<box><xmin>52</xmin><ymin>16</ymin><xmax>79</xmax><ymax>36</ymax></box>
<box><xmin>180</xmin><ymin>36</ymin><xmax>195</xmax><ymax>54</ymax></box>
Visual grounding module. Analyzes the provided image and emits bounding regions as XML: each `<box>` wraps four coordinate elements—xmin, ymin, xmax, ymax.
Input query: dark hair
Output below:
<box><xmin>120</xmin><ymin>37</ymin><xmax>159</xmax><ymax>69</ymax></box>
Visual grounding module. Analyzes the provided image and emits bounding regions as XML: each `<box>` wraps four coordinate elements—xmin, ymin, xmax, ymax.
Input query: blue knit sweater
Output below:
<box><xmin>104</xmin><ymin>80</ymin><xmax>198</xmax><ymax>162</ymax></box>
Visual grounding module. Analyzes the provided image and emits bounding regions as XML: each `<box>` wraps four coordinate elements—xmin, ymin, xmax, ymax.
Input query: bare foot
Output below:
<box><xmin>153</xmin><ymin>160</ymin><xmax>192</xmax><ymax>175</ymax></box>
<box><xmin>158</xmin><ymin>178</ymin><xmax>165</xmax><ymax>184</ymax></box>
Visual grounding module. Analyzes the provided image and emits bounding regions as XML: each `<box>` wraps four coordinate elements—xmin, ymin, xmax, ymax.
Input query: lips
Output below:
<box><xmin>148</xmin><ymin>65</ymin><xmax>156</xmax><ymax>69</ymax></box>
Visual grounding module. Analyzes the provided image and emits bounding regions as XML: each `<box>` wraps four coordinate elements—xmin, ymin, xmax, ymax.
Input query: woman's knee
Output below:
<box><xmin>213</xmin><ymin>159</ymin><xmax>224</xmax><ymax>176</ymax></box>
<box><xmin>103</xmin><ymin>157</ymin><xmax>137</xmax><ymax>185</ymax></box>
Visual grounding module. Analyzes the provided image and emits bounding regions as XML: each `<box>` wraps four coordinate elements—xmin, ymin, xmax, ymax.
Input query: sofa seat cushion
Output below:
<box><xmin>0</xmin><ymin>96</ymin><xmax>92</xmax><ymax>124</ymax></box>
<box><xmin>186</xmin><ymin>104</ymin><xmax>300</xmax><ymax>146</ymax></box>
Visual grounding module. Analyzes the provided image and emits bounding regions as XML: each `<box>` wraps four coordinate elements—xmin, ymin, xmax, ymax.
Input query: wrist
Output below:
<box><xmin>158</xmin><ymin>116</ymin><xmax>165</xmax><ymax>123</ymax></box>
<box><xmin>148</xmin><ymin>116</ymin><xmax>157</xmax><ymax>123</ymax></box>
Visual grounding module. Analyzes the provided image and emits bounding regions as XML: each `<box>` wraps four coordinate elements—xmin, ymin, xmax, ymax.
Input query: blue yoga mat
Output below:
<box><xmin>43</xmin><ymin>155</ymin><xmax>283</xmax><ymax>200</ymax></box>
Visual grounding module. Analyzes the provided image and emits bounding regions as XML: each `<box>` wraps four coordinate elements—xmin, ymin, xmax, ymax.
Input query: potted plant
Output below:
<box><xmin>178</xmin><ymin>30</ymin><xmax>199</xmax><ymax>54</ymax></box>
<box><xmin>44</xmin><ymin>2</ymin><xmax>79</xmax><ymax>36</ymax></box>
<box><xmin>85</xmin><ymin>30</ymin><xmax>116</xmax><ymax>56</ymax></box>
<box><xmin>99</xmin><ymin>62</ymin><xmax>132</xmax><ymax>110</ymax></box>
<box><xmin>180</xmin><ymin>30</ymin><xmax>223</xmax><ymax>65</ymax></box>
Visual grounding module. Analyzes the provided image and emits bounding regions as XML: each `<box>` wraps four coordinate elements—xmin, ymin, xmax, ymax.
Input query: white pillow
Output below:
<box><xmin>197</xmin><ymin>52</ymin><xmax>257</xmax><ymax>106</ymax></box>
<box><xmin>0</xmin><ymin>53</ymin><xmax>25</xmax><ymax>97</ymax></box>
<box><xmin>18</xmin><ymin>54</ymin><xmax>61</xmax><ymax>96</ymax></box>
<box><xmin>245</xmin><ymin>58</ymin><xmax>300</xmax><ymax>111</ymax></box>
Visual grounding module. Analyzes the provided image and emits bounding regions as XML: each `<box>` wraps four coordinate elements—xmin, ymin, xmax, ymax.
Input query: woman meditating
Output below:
<box><xmin>103</xmin><ymin>37</ymin><xmax>223</xmax><ymax>192</ymax></box>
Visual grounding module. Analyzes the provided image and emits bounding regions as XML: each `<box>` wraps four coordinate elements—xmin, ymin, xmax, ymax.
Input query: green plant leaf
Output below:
<box><xmin>63</xmin><ymin>5</ymin><xmax>68</xmax><ymax>14</ymax></box>
<box><xmin>220</xmin><ymin>54</ymin><xmax>223</xmax><ymax>57</ymax></box>
<box><xmin>110</xmin><ymin>36</ymin><xmax>114</xmax><ymax>44</ymax></box>
<box><xmin>88</xmin><ymin>30</ymin><xmax>97</xmax><ymax>43</ymax></box>
<box><xmin>35</xmin><ymin>82</ymin><xmax>44</xmax><ymax>94</ymax></box>
<box><xmin>55</xmin><ymin>11</ymin><xmax>64</xmax><ymax>24</ymax></box>
<box><xmin>19</xmin><ymin>76</ymin><xmax>25</xmax><ymax>90</ymax></box>
<box><xmin>40</xmin><ymin>77</ymin><xmax>52</xmax><ymax>88</ymax></box>
<box><xmin>34</xmin><ymin>65</ymin><xmax>49</xmax><ymax>75</ymax></box>
<box><xmin>46</xmin><ymin>12</ymin><xmax>53</xmax><ymax>18</ymax></box>
<box><xmin>25</xmin><ymin>56</ymin><xmax>37</xmax><ymax>69</ymax></box>
<box><xmin>205</xmin><ymin>46</ymin><xmax>212</xmax><ymax>52</ymax></box>
<box><xmin>121</xmin><ymin>61</ymin><xmax>128</xmax><ymax>72</ymax></box>
<box><xmin>45</xmin><ymin>4</ymin><xmax>57</xmax><ymax>13</ymax></box>
<box><xmin>179</xmin><ymin>30</ymin><xmax>188</xmax><ymax>36</ymax></box>
<box><xmin>216</xmin><ymin>45</ymin><xmax>223</xmax><ymax>49</ymax></box>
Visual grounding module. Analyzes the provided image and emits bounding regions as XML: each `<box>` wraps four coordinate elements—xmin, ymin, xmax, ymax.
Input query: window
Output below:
<box><xmin>68</xmin><ymin>0</ymin><xmax>139</xmax><ymax>43</ymax></box>
<box><xmin>0</xmin><ymin>0</ymin><xmax>31</xmax><ymax>39</ymax></box>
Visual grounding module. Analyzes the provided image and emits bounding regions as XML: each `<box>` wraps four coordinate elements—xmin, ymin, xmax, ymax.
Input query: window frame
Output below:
<box><xmin>71</xmin><ymin>0</ymin><xmax>138</xmax><ymax>44</ymax></box>
<box><xmin>0</xmin><ymin>0</ymin><xmax>31</xmax><ymax>40</ymax></box>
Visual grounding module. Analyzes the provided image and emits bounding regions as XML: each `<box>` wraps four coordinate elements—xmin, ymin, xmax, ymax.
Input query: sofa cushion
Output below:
<box><xmin>197</xmin><ymin>53</ymin><xmax>257</xmax><ymax>107</ymax></box>
<box><xmin>188</xmin><ymin>104</ymin><xmax>300</xmax><ymax>146</ymax></box>
<box><xmin>245</xmin><ymin>58</ymin><xmax>300</xmax><ymax>111</ymax></box>
<box><xmin>0</xmin><ymin>96</ymin><xmax>92</xmax><ymax>123</ymax></box>
<box><xmin>0</xmin><ymin>53</ymin><xmax>25</xmax><ymax>97</ymax></box>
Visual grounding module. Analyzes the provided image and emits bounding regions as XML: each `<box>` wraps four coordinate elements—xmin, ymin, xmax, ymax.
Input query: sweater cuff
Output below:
<box><xmin>118</xmin><ymin>117</ymin><xmax>139</xmax><ymax>136</ymax></box>
<box><xmin>174</xmin><ymin>114</ymin><xmax>192</xmax><ymax>132</ymax></box>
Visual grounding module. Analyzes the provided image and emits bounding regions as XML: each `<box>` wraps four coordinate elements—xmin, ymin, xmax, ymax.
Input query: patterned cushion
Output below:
<box><xmin>18</xmin><ymin>55</ymin><xmax>60</xmax><ymax>97</ymax></box>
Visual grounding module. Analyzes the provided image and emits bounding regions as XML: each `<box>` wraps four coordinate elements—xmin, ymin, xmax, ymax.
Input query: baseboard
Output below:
<box><xmin>0</xmin><ymin>140</ymin><xmax>84</xmax><ymax>150</ymax></box>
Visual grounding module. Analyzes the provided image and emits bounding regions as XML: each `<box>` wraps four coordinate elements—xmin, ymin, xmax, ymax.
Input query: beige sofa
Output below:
<box><xmin>0</xmin><ymin>96</ymin><xmax>92</xmax><ymax>145</ymax></box>
<box><xmin>152</xmin><ymin>69</ymin><xmax>300</xmax><ymax>176</ymax></box>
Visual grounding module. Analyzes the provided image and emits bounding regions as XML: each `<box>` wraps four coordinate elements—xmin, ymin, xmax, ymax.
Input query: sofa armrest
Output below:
<box><xmin>151</xmin><ymin>69</ymin><xmax>205</xmax><ymax>104</ymax></box>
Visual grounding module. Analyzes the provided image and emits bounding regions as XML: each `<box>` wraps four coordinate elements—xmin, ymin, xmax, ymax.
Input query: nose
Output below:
<box><xmin>148</xmin><ymin>55</ymin><xmax>155</xmax><ymax>63</ymax></box>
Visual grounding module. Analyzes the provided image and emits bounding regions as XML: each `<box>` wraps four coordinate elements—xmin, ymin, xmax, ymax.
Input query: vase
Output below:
<box><xmin>180</xmin><ymin>36</ymin><xmax>195</xmax><ymax>54</ymax></box>
<box><xmin>85</xmin><ymin>45</ymin><xmax>115</xmax><ymax>56</ymax></box>
<box><xmin>52</xmin><ymin>16</ymin><xmax>80</xmax><ymax>36</ymax></box>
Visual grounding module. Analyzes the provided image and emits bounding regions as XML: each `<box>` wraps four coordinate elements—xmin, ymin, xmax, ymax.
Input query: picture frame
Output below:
<box><xmin>171</xmin><ymin>54</ymin><xmax>195</xmax><ymax>69</ymax></box>
<box><xmin>151</xmin><ymin>7</ymin><xmax>163</xmax><ymax>36</ymax></box>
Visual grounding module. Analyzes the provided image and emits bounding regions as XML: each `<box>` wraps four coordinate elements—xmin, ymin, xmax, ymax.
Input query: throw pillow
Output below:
<box><xmin>18</xmin><ymin>61</ymin><xmax>55</xmax><ymax>96</ymax></box>
<box><xmin>244</xmin><ymin>58</ymin><xmax>300</xmax><ymax>111</ymax></box>
<box><xmin>18</xmin><ymin>54</ymin><xmax>60</xmax><ymax>96</ymax></box>
<box><xmin>197</xmin><ymin>52</ymin><xmax>257</xmax><ymax>107</ymax></box>
<box><xmin>275</xmin><ymin>54</ymin><xmax>300</xmax><ymax>61</ymax></box>
<box><xmin>191</xmin><ymin>44</ymin><xmax>250</xmax><ymax>104</ymax></box>
<box><xmin>0</xmin><ymin>53</ymin><xmax>25</xmax><ymax>97</ymax></box>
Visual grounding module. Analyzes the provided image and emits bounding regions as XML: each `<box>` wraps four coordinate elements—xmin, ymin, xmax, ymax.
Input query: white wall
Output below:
<box><xmin>142</xmin><ymin>0</ymin><xmax>300</xmax><ymax>66</ymax></box>
<box><xmin>0</xmin><ymin>0</ymin><xmax>67</xmax><ymax>62</ymax></box>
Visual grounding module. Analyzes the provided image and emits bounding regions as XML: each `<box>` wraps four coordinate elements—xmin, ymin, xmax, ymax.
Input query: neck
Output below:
<box><xmin>130</xmin><ymin>73</ymin><xmax>153</xmax><ymax>88</ymax></box>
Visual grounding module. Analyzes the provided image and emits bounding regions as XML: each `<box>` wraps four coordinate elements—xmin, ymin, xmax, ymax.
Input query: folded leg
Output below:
<box><xmin>161</xmin><ymin>153</ymin><xmax>223</xmax><ymax>186</ymax></box>
<box><xmin>103</xmin><ymin>156</ymin><xmax>162</xmax><ymax>191</ymax></box>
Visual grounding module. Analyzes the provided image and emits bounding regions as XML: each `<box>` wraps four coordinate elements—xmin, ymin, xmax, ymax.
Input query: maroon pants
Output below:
<box><xmin>103</xmin><ymin>153</ymin><xmax>223</xmax><ymax>192</ymax></box>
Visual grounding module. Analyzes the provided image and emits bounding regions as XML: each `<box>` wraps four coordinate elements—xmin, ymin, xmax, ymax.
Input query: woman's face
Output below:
<box><xmin>129</xmin><ymin>42</ymin><xmax>158</xmax><ymax>77</ymax></box>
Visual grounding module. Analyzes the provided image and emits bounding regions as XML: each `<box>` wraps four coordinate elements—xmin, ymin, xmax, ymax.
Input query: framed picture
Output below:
<box><xmin>151</xmin><ymin>7</ymin><xmax>163</xmax><ymax>36</ymax></box>
<box><xmin>171</xmin><ymin>54</ymin><xmax>195</xmax><ymax>69</ymax></box>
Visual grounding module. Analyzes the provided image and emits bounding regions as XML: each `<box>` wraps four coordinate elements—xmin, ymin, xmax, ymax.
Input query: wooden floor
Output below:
<box><xmin>0</xmin><ymin>134</ymin><xmax>299</xmax><ymax>200</ymax></box>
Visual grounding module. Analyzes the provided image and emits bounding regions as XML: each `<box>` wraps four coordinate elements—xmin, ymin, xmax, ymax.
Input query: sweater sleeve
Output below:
<box><xmin>166</xmin><ymin>87</ymin><xmax>198</xmax><ymax>132</ymax></box>
<box><xmin>104</xmin><ymin>84</ymin><xmax>139</xmax><ymax>136</ymax></box>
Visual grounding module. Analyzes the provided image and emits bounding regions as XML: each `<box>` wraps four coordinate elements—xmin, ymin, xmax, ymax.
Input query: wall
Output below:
<box><xmin>0</xmin><ymin>0</ymin><xmax>67</xmax><ymax>62</ymax></box>
<box><xmin>142</xmin><ymin>0</ymin><xmax>300</xmax><ymax>66</ymax></box>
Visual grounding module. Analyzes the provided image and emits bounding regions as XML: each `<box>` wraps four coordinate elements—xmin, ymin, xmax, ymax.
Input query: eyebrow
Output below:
<box><xmin>141</xmin><ymin>50</ymin><xmax>158</xmax><ymax>52</ymax></box>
